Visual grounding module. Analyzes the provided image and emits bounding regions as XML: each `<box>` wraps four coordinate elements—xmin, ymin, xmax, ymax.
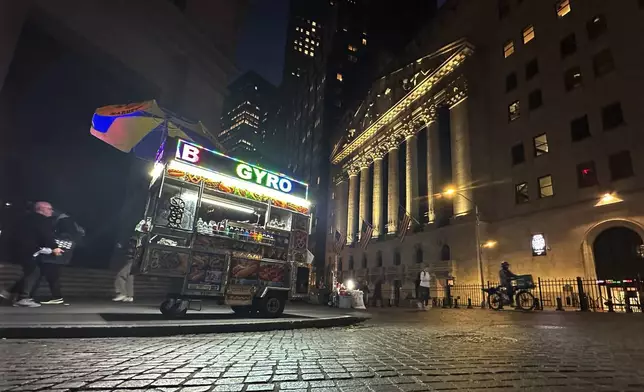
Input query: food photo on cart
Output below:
<box><xmin>89</xmin><ymin>101</ymin><xmax>315</xmax><ymax>318</ymax></box>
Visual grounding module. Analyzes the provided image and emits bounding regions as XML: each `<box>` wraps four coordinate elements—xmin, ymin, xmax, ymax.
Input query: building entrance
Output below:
<box><xmin>593</xmin><ymin>227</ymin><xmax>644</xmax><ymax>280</ymax></box>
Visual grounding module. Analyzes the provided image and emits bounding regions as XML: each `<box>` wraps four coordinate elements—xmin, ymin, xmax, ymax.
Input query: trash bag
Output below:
<box><xmin>351</xmin><ymin>290</ymin><xmax>366</xmax><ymax>310</ymax></box>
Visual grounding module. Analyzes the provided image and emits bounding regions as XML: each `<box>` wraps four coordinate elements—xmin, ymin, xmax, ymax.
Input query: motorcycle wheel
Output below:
<box><xmin>516</xmin><ymin>291</ymin><xmax>536</xmax><ymax>311</ymax></box>
<box><xmin>488</xmin><ymin>293</ymin><xmax>502</xmax><ymax>310</ymax></box>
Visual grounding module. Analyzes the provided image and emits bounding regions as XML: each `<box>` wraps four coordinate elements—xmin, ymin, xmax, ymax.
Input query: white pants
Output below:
<box><xmin>114</xmin><ymin>261</ymin><xmax>134</xmax><ymax>297</ymax></box>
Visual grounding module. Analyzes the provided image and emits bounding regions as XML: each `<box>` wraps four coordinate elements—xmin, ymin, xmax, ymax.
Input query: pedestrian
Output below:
<box><xmin>373</xmin><ymin>280</ymin><xmax>383</xmax><ymax>307</ymax></box>
<box><xmin>360</xmin><ymin>280</ymin><xmax>370</xmax><ymax>308</ymax></box>
<box><xmin>388</xmin><ymin>280</ymin><xmax>395</xmax><ymax>307</ymax></box>
<box><xmin>418</xmin><ymin>266</ymin><xmax>431</xmax><ymax>310</ymax></box>
<box><xmin>113</xmin><ymin>220</ymin><xmax>148</xmax><ymax>302</ymax></box>
<box><xmin>0</xmin><ymin>202</ymin><xmax>64</xmax><ymax>307</ymax></box>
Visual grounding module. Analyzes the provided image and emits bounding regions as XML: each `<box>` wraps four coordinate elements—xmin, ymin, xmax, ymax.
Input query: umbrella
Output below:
<box><xmin>90</xmin><ymin>100</ymin><xmax>225</xmax><ymax>161</ymax></box>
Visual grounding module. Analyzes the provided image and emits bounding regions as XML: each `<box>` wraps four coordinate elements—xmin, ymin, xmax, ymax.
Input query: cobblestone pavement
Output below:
<box><xmin>2</xmin><ymin>309</ymin><xmax>644</xmax><ymax>392</ymax></box>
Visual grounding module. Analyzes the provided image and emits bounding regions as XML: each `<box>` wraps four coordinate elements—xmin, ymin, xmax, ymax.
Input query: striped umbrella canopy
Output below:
<box><xmin>90</xmin><ymin>100</ymin><xmax>224</xmax><ymax>161</ymax></box>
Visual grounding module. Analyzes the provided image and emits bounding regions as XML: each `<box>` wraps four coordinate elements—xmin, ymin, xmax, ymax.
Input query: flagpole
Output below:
<box><xmin>399</xmin><ymin>205</ymin><xmax>421</xmax><ymax>225</ymax></box>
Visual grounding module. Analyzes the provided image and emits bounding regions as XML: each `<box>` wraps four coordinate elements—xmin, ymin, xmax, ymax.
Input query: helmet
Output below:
<box><xmin>501</xmin><ymin>261</ymin><xmax>510</xmax><ymax>268</ymax></box>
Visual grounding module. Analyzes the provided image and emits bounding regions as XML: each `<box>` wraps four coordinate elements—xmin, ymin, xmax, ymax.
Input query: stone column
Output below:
<box><xmin>346</xmin><ymin>168</ymin><xmax>359</xmax><ymax>243</ymax></box>
<box><xmin>450</xmin><ymin>98</ymin><xmax>473</xmax><ymax>215</ymax></box>
<box><xmin>334</xmin><ymin>177</ymin><xmax>348</xmax><ymax>242</ymax></box>
<box><xmin>358</xmin><ymin>162</ymin><xmax>371</xmax><ymax>239</ymax></box>
<box><xmin>371</xmin><ymin>151</ymin><xmax>385</xmax><ymax>237</ymax></box>
<box><xmin>387</xmin><ymin>146</ymin><xmax>399</xmax><ymax>233</ymax></box>
<box><xmin>426</xmin><ymin>120</ymin><xmax>439</xmax><ymax>222</ymax></box>
<box><xmin>405</xmin><ymin>133</ymin><xmax>419</xmax><ymax>221</ymax></box>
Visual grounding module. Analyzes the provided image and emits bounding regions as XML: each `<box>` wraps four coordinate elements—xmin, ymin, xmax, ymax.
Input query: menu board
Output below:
<box><xmin>229</xmin><ymin>257</ymin><xmax>260</xmax><ymax>285</ymax></box>
<box><xmin>259</xmin><ymin>261</ymin><xmax>288</xmax><ymax>287</ymax></box>
<box><xmin>184</xmin><ymin>251</ymin><xmax>227</xmax><ymax>293</ymax></box>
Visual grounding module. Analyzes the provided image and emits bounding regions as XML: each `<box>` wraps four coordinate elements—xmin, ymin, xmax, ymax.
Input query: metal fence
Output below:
<box><xmin>434</xmin><ymin>277</ymin><xmax>644</xmax><ymax>313</ymax></box>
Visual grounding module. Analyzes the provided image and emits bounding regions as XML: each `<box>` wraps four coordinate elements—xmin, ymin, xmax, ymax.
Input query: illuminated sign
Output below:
<box><xmin>175</xmin><ymin>139</ymin><xmax>307</xmax><ymax>199</ymax></box>
<box><xmin>531</xmin><ymin>233</ymin><xmax>547</xmax><ymax>256</ymax></box>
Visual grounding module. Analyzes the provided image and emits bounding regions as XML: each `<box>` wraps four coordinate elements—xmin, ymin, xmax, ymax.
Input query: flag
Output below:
<box><xmin>360</xmin><ymin>220</ymin><xmax>374</xmax><ymax>250</ymax></box>
<box><xmin>333</xmin><ymin>229</ymin><xmax>346</xmax><ymax>254</ymax></box>
<box><xmin>398</xmin><ymin>207</ymin><xmax>412</xmax><ymax>243</ymax></box>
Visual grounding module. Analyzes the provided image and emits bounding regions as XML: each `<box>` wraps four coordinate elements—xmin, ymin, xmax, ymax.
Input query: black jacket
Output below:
<box><xmin>18</xmin><ymin>213</ymin><xmax>58</xmax><ymax>260</ymax></box>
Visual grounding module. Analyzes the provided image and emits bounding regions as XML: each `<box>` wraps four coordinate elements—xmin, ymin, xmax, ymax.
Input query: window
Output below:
<box><xmin>515</xmin><ymin>182</ymin><xmax>529</xmax><ymax>204</ymax></box>
<box><xmin>506</xmin><ymin>72</ymin><xmax>518</xmax><ymax>91</ymax></box>
<box><xmin>556</xmin><ymin>0</ymin><xmax>571</xmax><ymax>18</ymax></box>
<box><xmin>336</xmin><ymin>73</ymin><xmax>343</xmax><ymax>82</ymax></box>
<box><xmin>511</xmin><ymin>143</ymin><xmax>525</xmax><ymax>165</ymax></box>
<box><xmin>571</xmin><ymin>115</ymin><xmax>591</xmax><ymax>141</ymax></box>
<box><xmin>593</xmin><ymin>49</ymin><xmax>615</xmax><ymax>77</ymax></box>
<box><xmin>602</xmin><ymin>102</ymin><xmax>624</xmax><ymax>130</ymax></box>
<box><xmin>348</xmin><ymin>44</ymin><xmax>357</xmax><ymax>52</ymax></box>
<box><xmin>528</xmin><ymin>89</ymin><xmax>543</xmax><ymax>110</ymax></box>
<box><xmin>503</xmin><ymin>40</ymin><xmax>515</xmax><ymax>58</ymax></box>
<box><xmin>560</xmin><ymin>34</ymin><xmax>577</xmax><ymax>58</ymax></box>
<box><xmin>362</xmin><ymin>38</ymin><xmax>367</xmax><ymax>45</ymax></box>
<box><xmin>508</xmin><ymin>101</ymin><xmax>520</xmax><ymax>122</ymax></box>
<box><xmin>498</xmin><ymin>0</ymin><xmax>510</xmax><ymax>19</ymax></box>
<box><xmin>526</xmin><ymin>58</ymin><xmax>539</xmax><ymax>80</ymax></box>
<box><xmin>577</xmin><ymin>161</ymin><xmax>599</xmax><ymax>188</ymax></box>
<box><xmin>523</xmin><ymin>25</ymin><xmax>535</xmax><ymax>44</ymax></box>
<box><xmin>348</xmin><ymin>55</ymin><xmax>357</xmax><ymax>63</ymax></box>
<box><xmin>587</xmin><ymin>15</ymin><xmax>607</xmax><ymax>40</ymax></box>
<box><xmin>538</xmin><ymin>175</ymin><xmax>554</xmax><ymax>198</ymax></box>
<box><xmin>609</xmin><ymin>151</ymin><xmax>634</xmax><ymax>181</ymax></box>
<box><xmin>533</xmin><ymin>133</ymin><xmax>549</xmax><ymax>156</ymax></box>
<box><xmin>564</xmin><ymin>66</ymin><xmax>583</xmax><ymax>91</ymax></box>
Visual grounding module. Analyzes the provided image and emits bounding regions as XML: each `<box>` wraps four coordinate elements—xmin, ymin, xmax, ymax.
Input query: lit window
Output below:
<box><xmin>306</xmin><ymin>31</ymin><xmax>310</xmax><ymax>35</ymax></box>
<box><xmin>523</xmin><ymin>25</ymin><xmax>535</xmax><ymax>44</ymax></box>
<box><xmin>577</xmin><ymin>161</ymin><xmax>598</xmax><ymax>188</ymax></box>
<box><xmin>362</xmin><ymin>38</ymin><xmax>367</xmax><ymax>45</ymax></box>
<box><xmin>312</xmin><ymin>28</ymin><xmax>316</xmax><ymax>32</ymax></box>
<box><xmin>337</xmin><ymin>73</ymin><xmax>343</xmax><ymax>81</ymax></box>
<box><xmin>515</xmin><ymin>182</ymin><xmax>529</xmax><ymax>204</ymax></box>
<box><xmin>304</xmin><ymin>50</ymin><xmax>308</xmax><ymax>54</ymax></box>
<box><xmin>533</xmin><ymin>133</ymin><xmax>549</xmax><ymax>156</ymax></box>
<box><xmin>348</xmin><ymin>44</ymin><xmax>357</xmax><ymax>52</ymax></box>
<box><xmin>312</xmin><ymin>21</ymin><xmax>316</xmax><ymax>26</ymax></box>
<box><xmin>538</xmin><ymin>175</ymin><xmax>554</xmax><ymax>198</ymax></box>
<box><xmin>305</xmin><ymin>38</ymin><xmax>310</xmax><ymax>42</ymax></box>
<box><xmin>298</xmin><ymin>48</ymin><xmax>302</xmax><ymax>52</ymax></box>
<box><xmin>508</xmin><ymin>101</ymin><xmax>520</xmax><ymax>122</ymax></box>
<box><xmin>503</xmin><ymin>40</ymin><xmax>515</xmax><ymax>58</ymax></box>
<box><xmin>316</xmin><ymin>41</ymin><xmax>320</xmax><ymax>46</ymax></box>
<box><xmin>309</xmin><ymin>52</ymin><xmax>314</xmax><ymax>57</ymax></box>
<box><xmin>556</xmin><ymin>0</ymin><xmax>571</xmax><ymax>18</ymax></box>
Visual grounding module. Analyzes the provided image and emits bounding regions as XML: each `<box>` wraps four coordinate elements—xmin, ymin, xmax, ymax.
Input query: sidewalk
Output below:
<box><xmin>0</xmin><ymin>299</ymin><xmax>370</xmax><ymax>339</ymax></box>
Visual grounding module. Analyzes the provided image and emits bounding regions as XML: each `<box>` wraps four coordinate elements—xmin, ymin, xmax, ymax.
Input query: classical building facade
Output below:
<box><xmin>327</xmin><ymin>0</ymin><xmax>644</xmax><ymax>294</ymax></box>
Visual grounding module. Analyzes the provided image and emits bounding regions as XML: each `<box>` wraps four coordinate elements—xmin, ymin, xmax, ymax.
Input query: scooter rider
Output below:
<box><xmin>499</xmin><ymin>261</ymin><xmax>518</xmax><ymax>306</ymax></box>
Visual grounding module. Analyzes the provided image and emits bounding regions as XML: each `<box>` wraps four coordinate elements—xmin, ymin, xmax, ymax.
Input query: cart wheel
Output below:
<box><xmin>488</xmin><ymin>293</ymin><xmax>502</xmax><ymax>310</ymax></box>
<box><xmin>516</xmin><ymin>291</ymin><xmax>536</xmax><ymax>311</ymax></box>
<box><xmin>231</xmin><ymin>305</ymin><xmax>254</xmax><ymax>316</ymax></box>
<box><xmin>258</xmin><ymin>294</ymin><xmax>285</xmax><ymax>318</ymax></box>
<box><xmin>160</xmin><ymin>298</ymin><xmax>188</xmax><ymax>318</ymax></box>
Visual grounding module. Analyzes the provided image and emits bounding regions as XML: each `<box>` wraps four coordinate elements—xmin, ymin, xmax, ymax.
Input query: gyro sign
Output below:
<box><xmin>175</xmin><ymin>139</ymin><xmax>308</xmax><ymax>199</ymax></box>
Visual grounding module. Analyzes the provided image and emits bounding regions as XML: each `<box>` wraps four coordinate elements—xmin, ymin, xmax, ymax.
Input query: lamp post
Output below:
<box><xmin>443</xmin><ymin>188</ymin><xmax>486</xmax><ymax>308</ymax></box>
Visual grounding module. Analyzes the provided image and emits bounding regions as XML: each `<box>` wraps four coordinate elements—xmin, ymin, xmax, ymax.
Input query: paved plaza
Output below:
<box><xmin>2</xmin><ymin>308</ymin><xmax>644</xmax><ymax>392</ymax></box>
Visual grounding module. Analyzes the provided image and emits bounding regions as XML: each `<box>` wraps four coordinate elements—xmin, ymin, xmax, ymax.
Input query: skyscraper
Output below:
<box><xmin>219</xmin><ymin>71</ymin><xmax>277</xmax><ymax>168</ymax></box>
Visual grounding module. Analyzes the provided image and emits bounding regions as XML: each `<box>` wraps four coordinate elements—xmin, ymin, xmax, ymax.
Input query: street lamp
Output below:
<box><xmin>443</xmin><ymin>187</ymin><xmax>486</xmax><ymax>308</ymax></box>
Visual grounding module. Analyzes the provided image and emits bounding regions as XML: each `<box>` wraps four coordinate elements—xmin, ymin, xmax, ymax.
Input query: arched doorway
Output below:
<box><xmin>593</xmin><ymin>227</ymin><xmax>644</xmax><ymax>280</ymax></box>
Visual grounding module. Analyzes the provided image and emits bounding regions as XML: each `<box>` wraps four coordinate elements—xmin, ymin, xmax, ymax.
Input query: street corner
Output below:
<box><xmin>0</xmin><ymin>301</ymin><xmax>370</xmax><ymax>339</ymax></box>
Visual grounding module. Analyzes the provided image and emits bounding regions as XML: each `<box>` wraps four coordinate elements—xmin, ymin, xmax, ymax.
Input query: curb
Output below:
<box><xmin>0</xmin><ymin>315</ymin><xmax>370</xmax><ymax>339</ymax></box>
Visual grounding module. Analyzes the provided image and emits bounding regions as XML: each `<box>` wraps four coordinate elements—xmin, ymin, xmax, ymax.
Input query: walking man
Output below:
<box><xmin>0</xmin><ymin>202</ymin><xmax>64</xmax><ymax>307</ymax></box>
<box><xmin>418</xmin><ymin>266</ymin><xmax>431</xmax><ymax>311</ymax></box>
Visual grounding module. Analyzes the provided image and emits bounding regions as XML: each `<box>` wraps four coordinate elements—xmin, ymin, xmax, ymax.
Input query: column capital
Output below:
<box><xmin>346</xmin><ymin>166</ymin><xmax>360</xmax><ymax>177</ymax></box>
<box><xmin>370</xmin><ymin>147</ymin><xmax>387</xmax><ymax>161</ymax></box>
<box><xmin>400</xmin><ymin>123</ymin><xmax>416</xmax><ymax>139</ymax></box>
<box><xmin>357</xmin><ymin>158</ymin><xmax>371</xmax><ymax>170</ymax></box>
<box><xmin>383</xmin><ymin>137</ymin><xmax>399</xmax><ymax>151</ymax></box>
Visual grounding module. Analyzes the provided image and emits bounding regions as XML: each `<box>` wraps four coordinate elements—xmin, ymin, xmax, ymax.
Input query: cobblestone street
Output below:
<box><xmin>2</xmin><ymin>309</ymin><xmax>644</xmax><ymax>392</ymax></box>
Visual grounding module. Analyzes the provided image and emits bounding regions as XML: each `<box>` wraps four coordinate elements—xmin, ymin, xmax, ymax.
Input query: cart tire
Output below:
<box><xmin>160</xmin><ymin>298</ymin><xmax>188</xmax><ymax>318</ymax></box>
<box><xmin>488</xmin><ymin>293</ymin><xmax>502</xmax><ymax>310</ymax></box>
<box><xmin>516</xmin><ymin>291</ymin><xmax>536</xmax><ymax>311</ymax></box>
<box><xmin>231</xmin><ymin>305</ymin><xmax>254</xmax><ymax>316</ymax></box>
<box><xmin>258</xmin><ymin>294</ymin><xmax>285</xmax><ymax>318</ymax></box>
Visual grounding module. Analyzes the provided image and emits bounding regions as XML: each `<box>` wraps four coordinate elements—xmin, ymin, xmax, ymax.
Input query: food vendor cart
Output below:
<box><xmin>134</xmin><ymin>138</ymin><xmax>313</xmax><ymax>317</ymax></box>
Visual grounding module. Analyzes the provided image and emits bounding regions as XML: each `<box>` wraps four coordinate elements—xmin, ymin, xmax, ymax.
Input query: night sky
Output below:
<box><xmin>236</xmin><ymin>0</ymin><xmax>290</xmax><ymax>87</ymax></box>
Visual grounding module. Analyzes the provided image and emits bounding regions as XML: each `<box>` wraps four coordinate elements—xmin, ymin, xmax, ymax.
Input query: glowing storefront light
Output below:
<box><xmin>531</xmin><ymin>234</ymin><xmax>547</xmax><ymax>257</ymax></box>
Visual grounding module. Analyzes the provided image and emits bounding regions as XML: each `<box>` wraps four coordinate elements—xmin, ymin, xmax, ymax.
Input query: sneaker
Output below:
<box><xmin>40</xmin><ymin>298</ymin><xmax>64</xmax><ymax>305</ymax></box>
<box><xmin>112</xmin><ymin>295</ymin><xmax>127</xmax><ymax>302</ymax></box>
<box><xmin>15</xmin><ymin>298</ymin><xmax>41</xmax><ymax>308</ymax></box>
<box><xmin>0</xmin><ymin>290</ymin><xmax>12</xmax><ymax>300</ymax></box>
<box><xmin>123</xmin><ymin>297</ymin><xmax>134</xmax><ymax>303</ymax></box>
